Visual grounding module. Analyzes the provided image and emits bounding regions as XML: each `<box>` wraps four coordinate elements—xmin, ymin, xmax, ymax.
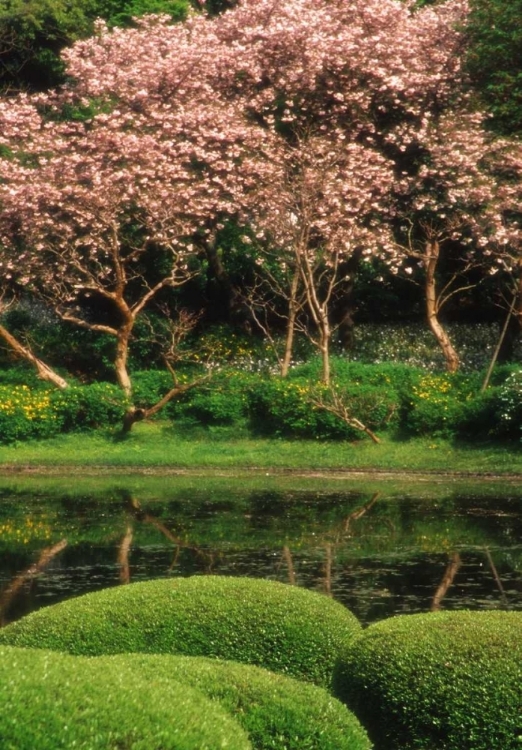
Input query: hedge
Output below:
<box><xmin>333</xmin><ymin>610</ymin><xmax>522</xmax><ymax>750</ymax></box>
<box><xmin>0</xmin><ymin>575</ymin><xmax>362</xmax><ymax>688</ymax></box>
<box><xmin>90</xmin><ymin>652</ymin><xmax>371</xmax><ymax>750</ymax></box>
<box><xmin>0</xmin><ymin>645</ymin><xmax>251</xmax><ymax>750</ymax></box>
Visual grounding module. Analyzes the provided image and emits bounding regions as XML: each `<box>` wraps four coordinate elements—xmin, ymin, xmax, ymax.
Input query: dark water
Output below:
<box><xmin>1</xmin><ymin>476</ymin><xmax>521</xmax><ymax>627</ymax></box>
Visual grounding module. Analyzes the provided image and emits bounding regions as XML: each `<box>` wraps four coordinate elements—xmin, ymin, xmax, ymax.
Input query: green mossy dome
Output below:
<box><xmin>0</xmin><ymin>575</ymin><xmax>362</xmax><ymax>688</ymax></box>
<box><xmin>0</xmin><ymin>645</ymin><xmax>251</xmax><ymax>750</ymax></box>
<box><xmin>333</xmin><ymin>610</ymin><xmax>522</xmax><ymax>750</ymax></box>
<box><xmin>90</xmin><ymin>652</ymin><xmax>371</xmax><ymax>750</ymax></box>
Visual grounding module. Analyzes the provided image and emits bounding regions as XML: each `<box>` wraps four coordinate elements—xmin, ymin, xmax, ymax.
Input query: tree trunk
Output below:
<box><xmin>205</xmin><ymin>235</ymin><xmax>250</xmax><ymax>330</ymax></box>
<box><xmin>0</xmin><ymin>539</ymin><xmax>67</xmax><ymax>626</ymax></box>
<box><xmin>335</xmin><ymin>249</ymin><xmax>362</xmax><ymax>350</ymax></box>
<box><xmin>0</xmin><ymin>322</ymin><xmax>69</xmax><ymax>389</ymax></box>
<box><xmin>117</xmin><ymin>524</ymin><xmax>133</xmax><ymax>585</ymax></box>
<box><xmin>114</xmin><ymin>322</ymin><xmax>133</xmax><ymax>396</ymax></box>
<box><xmin>431</xmin><ymin>551</ymin><xmax>462</xmax><ymax>611</ymax></box>
<box><xmin>281</xmin><ymin>269</ymin><xmax>300</xmax><ymax>377</ymax></box>
<box><xmin>425</xmin><ymin>240</ymin><xmax>459</xmax><ymax>372</ymax></box>
<box><xmin>319</xmin><ymin>315</ymin><xmax>331</xmax><ymax>384</ymax></box>
<box><xmin>499</xmin><ymin>265</ymin><xmax>522</xmax><ymax>362</ymax></box>
<box><xmin>120</xmin><ymin>375</ymin><xmax>212</xmax><ymax>434</ymax></box>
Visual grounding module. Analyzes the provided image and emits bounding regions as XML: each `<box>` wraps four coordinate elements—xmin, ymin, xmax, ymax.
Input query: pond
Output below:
<box><xmin>1</xmin><ymin>473</ymin><xmax>521</xmax><ymax>627</ymax></box>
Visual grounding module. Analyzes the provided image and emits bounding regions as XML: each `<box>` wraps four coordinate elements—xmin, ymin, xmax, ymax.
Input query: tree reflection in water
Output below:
<box><xmin>0</xmin><ymin>481</ymin><xmax>521</xmax><ymax>627</ymax></box>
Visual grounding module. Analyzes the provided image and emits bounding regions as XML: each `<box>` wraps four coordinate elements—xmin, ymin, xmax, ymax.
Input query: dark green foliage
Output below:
<box><xmin>333</xmin><ymin>610</ymin><xmax>522</xmax><ymax>750</ymax></box>
<box><xmin>176</xmin><ymin>386</ymin><xmax>246</xmax><ymax>425</ymax></box>
<box><xmin>91</xmin><ymin>653</ymin><xmax>371</xmax><ymax>750</ymax></box>
<box><xmin>1</xmin><ymin>304</ymin><xmax>116</xmax><ymax>381</ymax></box>
<box><xmin>0</xmin><ymin>0</ymin><xmax>96</xmax><ymax>91</ymax></box>
<box><xmin>170</xmin><ymin>370</ymin><xmax>252</xmax><ymax>426</ymax></box>
<box><xmin>0</xmin><ymin>0</ymin><xmax>191</xmax><ymax>92</ymax></box>
<box><xmin>0</xmin><ymin>645</ymin><xmax>252</xmax><ymax>750</ymax></box>
<box><xmin>465</xmin><ymin>0</ymin><xmax>522</xmax><ymax>135</ymax></box>
<box><xmin>201</xmin><ymin>0</ymin><xmax>238</xmax><ymax>16</ymax></box>
<box><xmin>456</xmin><ymin>388</ymin><xmax>502</xmax><ymax>439</ymax></box>
<box><xmin>0</xmin><ymin>364</ymin><xmax>43</xmax><ymax>388</ymax></box>
<box><xmin>97</xmin><ymin>0</ymin><xmax>189</xmax><ymax>28</ymax></box>
<box><xmin>0</xmin><ymin>576</ymin><xmax>362</xmax><ymax>688</ymax></box>
<box><xmin>132</xmin><ymin>368</ymin><xmax>176</xmax><ymax>408</ymax></box>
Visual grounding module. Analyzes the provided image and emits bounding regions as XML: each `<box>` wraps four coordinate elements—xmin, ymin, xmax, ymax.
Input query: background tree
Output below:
<box><xmin>0</xmin><ymin>0</ymin><xmax>192</xmax><ymax>92</ymax></box>
<box><xmin>247</xmin><ymin>132</ymin><xmax>394</xmax><ymax>384</ymax></box>
<box><xmin>465</xmin><ymin>0</ymin><xmax>522</xmax><ymax>136</ymax></box>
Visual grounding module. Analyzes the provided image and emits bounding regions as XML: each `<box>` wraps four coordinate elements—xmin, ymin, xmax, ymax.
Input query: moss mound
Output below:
<box><xmin>0</xmin><ymin>645</ymin><xmax>251</xmax><ymax>750</ymax></box>
<box><xmin>333</xmin><ymin>610</ymin><xmax>522</xmax><ymax>750</ymax></box>
<box><xmin>0</xmin><ymin>576</ymin><xmax>361</xmax><ymax>687</ymax></box>
<box><xmin>92</xmin><ymin>652</ymin><xmax>371</xmax><ymax>750</ymax></box>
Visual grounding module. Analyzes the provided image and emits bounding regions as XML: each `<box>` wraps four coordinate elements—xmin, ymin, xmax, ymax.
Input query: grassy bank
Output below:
<box><xmin>0</xmin><ymin>422</ymin><xmax>520</xmax><ymax>476</ymax></box>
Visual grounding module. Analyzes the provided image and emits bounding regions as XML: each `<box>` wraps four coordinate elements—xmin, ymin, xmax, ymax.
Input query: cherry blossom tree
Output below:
<box><xmin>0</xmin><ymin>27</ymin><xmax>270</xmax><ymax>418</ymax></box>
<box><xmin>198</xmin><ymin>0</ymin><xmax>482</xmax><ymax>376</ymax></box>
<box><xmin>386</xmin><ymin>109</ymin><xmax>511</xmax><ymax>372</ymax></box>
<box><xmin>246</xmin><ymin>132</ymin><xmax>394</xmax><ymax>384</ymax></box>
<box><xmin>1</xmin><ymin>0</ymin><xmax>519</xmax><ymax>395</ymax></box>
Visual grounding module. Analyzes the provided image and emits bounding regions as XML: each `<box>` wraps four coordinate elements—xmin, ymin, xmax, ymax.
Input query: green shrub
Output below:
<box><xmin>0</xmin><ymin>385</ymin><xmax>62</xmax><ymax>442</ymax></box>
<box><xmin>456</xmin><ymin>388</ymin><xmax>503</xmax><ymax>440</ymax></box>
<box><xmin>0</xmin><ymin>645</ymin><xmax>251</xmax><ymax>750</ymax></box>
<box><xmin>51</xmin><ymin>382</ymin><xmax>128</xmax><ymax>431</ymax></box>
<box><xmin>171</xmin><ymin>372</ymin><xmax>251</xmax><ymax>426</ymax></box>
<box><xmin>333</xmin><ymin>610</ymin><xmax>522</xmax><ymax>750</ymax></box>
<box><xmin>249</xmin><ymin>374</ymin><xmax>400</xmax><ymax>440</ymax></box>
<box><xmin>403</xmin><ymin>372</ymin><xmax>479</xmax><ymax>437</ymax></box>
<box><xmin>132</xmin><ymin>369</ymin><xmax>175</xmax><ymax>408</ymax></box>
<box><xmin>0</xmin><ymin>382</ymin><xmax>128</xmax><ymax>442</ymax></box>
<box><xmin>496</xmin><ymin>368</ymin><xmax>522</xmax><ymax>439</ymax></box>
<box><xmin>0</xmin><ymin>576</ymin><xmax>362</xmax><ymax>688</ymax></box>
<box><xmin>0</xmin><ymin>365</ymin><xmax>46</xmax><ymax>388</ymax></box>
<box><xmin>92</xmin><ymin>653</ymin><xmax>371</xmax><ymax>750</ymax></box>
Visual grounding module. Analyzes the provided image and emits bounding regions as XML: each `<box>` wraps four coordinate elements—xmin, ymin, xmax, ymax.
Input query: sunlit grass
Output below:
<box><xmin>0</xmin><ymin>421</ymin><xmax>520</xmax><ymax>476</ymax></box>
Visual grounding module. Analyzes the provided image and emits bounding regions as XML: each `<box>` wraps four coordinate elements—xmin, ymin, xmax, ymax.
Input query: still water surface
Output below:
<box><xmin>1</xmin><ymin>474</ymin><xmax>521</xmax><ymax>627</ymax></box>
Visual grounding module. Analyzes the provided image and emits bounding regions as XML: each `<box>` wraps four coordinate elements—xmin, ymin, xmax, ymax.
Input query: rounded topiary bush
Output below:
<box><xmin>333</xmin><ymin>610</ymin><xmax>522</xmax><ymax>750</ymax></box>
<box><xmin>0</xmin><ymin>576</ymin><xmax>362</xmax><ymax>688</ymax></box>
<box><xmin>91</xmin><ymin>653</ymin><xmax>371</xmax><ymax>750</ymax></box>
<box><xmin>0</xmin><ymin>645</ymin><xmax>251</xmax><ymax>750</ymax></box>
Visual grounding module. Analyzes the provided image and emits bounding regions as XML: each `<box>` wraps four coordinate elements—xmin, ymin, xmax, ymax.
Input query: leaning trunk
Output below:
<box><xmin>0</xmin><ymin>323</ymin><xmax>69</xmax><ymax>389</ymax></box>
<box><xmin>425</xmin><ymin>240</ymin><xmax>459</xmax><ymax>373</ymax></box>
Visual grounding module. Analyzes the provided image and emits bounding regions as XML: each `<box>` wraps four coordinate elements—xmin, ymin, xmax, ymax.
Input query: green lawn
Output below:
<box><xmin>0</xmin><ymin>422</ymin><xmax>520</xmax><ymax>476</ymax></box>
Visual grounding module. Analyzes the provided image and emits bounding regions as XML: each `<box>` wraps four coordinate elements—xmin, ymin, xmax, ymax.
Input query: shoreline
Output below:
<box><xmin>1</xmin><ymin>463</ymin><xmax>521</xmax><ymax>482</ymax></box>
